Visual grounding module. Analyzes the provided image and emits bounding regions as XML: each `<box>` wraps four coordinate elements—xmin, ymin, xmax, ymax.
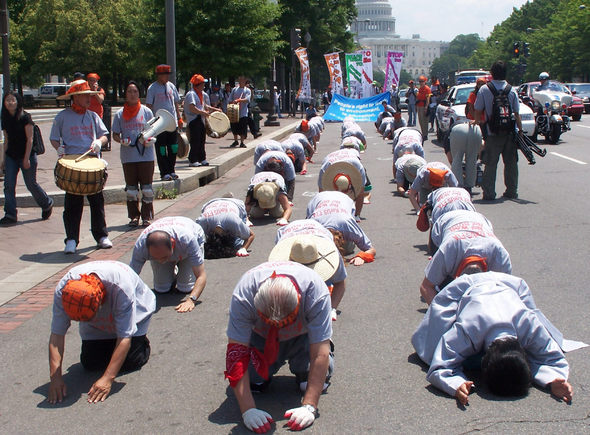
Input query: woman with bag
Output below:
<box><xmin>1</xmin><ymin>91</ymin><xmax>53</xmax><ymax>225</ymax></box>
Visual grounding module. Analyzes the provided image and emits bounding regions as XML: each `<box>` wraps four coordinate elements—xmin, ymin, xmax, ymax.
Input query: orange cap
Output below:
<box><xmin>300</xmin><ymin>120</ymin><xmax>309</xmax><ymax>132</ymax></box>
<box><xmin>61</xmin><ymin>274</ymin><xmax>106</xmax><ymax>321</ymax></box>
<box><xmin>155</xmin><ymin>64</ymin><xmax>172</xmax><ymax>74</ymax></box>
<box><xmin>87</xmin><ymin>73</ymin><xmax>100</xmax><ymax>80</ymax></box>
<box><xmin>190</xmin><ymin>74</ymin><xmax>207</xmax><ymax>86</ymax></box>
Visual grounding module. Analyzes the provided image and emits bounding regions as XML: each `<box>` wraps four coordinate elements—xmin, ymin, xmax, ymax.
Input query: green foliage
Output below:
<box><xmin>155</xmin><ymin>186</ymin><xmax>178</xmax><ymax>199</ymax></box>
<box><xmin>429</xmin><ymin>34</ymin><xmax>483</xmax><ymax>83</ymax></box>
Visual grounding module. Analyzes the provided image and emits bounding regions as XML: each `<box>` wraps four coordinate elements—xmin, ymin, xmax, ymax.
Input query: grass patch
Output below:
<box><xmin>155</xmin><ymin>187</ymin><xmax>179</xmax><ymax>199</ymax></box>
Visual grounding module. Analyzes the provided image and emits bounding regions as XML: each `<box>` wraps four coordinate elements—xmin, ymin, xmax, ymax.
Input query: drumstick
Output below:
<box><xmin>75</xmin><ymin>149</ymin><xmax>93</xmax><ymax>162</ymax></box>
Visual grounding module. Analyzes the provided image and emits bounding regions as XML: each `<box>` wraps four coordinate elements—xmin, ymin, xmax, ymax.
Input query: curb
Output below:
<box><xmin>1</xmin><ymin>122</ymin><xmax>297</xmax><ymax>208</ymax></box>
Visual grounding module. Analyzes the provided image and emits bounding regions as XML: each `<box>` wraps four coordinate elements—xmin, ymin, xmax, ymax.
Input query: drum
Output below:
<box><xmin>177</xmin><ymin>131</ymin><xmax>189</xmax><ymax>159</ymax></box>
<box><xmin>227</xmin><ymin>103</ymin><xmax>240</xmax><ymax>123</ymax></box>
<box><xmin>206</xmin><ymin>112</ymin><xmax>231</xmax><ymax>138</ymax></box>
<box><xmin>54</xmin><ymin>154</ymin><xmax>107</xmax><ymax>195</ymax></box>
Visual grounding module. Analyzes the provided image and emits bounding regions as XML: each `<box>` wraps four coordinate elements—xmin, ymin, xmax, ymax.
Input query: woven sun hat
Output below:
<box><xmin>253</xmin><ymin>182</ymin><xmax>280</xmax><ymax>209</ymax></box>
<box><xmin>269</xmin><ymin>235</ymin><xmax>339</xmax><ymax>281</ymax></box>
<box><xmin>322</xmin><ymin>161</ymin><xmax>364</xmax><ymax>200</ymax></box>
<box><xmin>403</xmin><ymin>157</ymin><xmax>426</xmax><ymax>182</ymax></box>
<box><xmin>57</xmin><ymin>79</ymin><xmax>99</xmax><ymax>100</ymax></box>
<box><xmin>61</xmin><ymin>274</ymin><xmax>106</xmax><ymax>321</ymax></box>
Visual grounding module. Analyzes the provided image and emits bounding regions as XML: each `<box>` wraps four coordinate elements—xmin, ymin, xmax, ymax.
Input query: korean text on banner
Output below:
<box><xmin>324</xmin><ymin>52</ymin><xmax>344</xmax><ymax>95</ymax></box>
<box><xmin>345</xmin><ymin>53</ymin><xmax>363</xmax><ymax>99</ymax></box>
<box><xmin>323</xmin><ymin>92</ymin><xmax>391</xmax><ymax>122</ymax></box>
<box><xmin>362</xmin><ymin>50</ymin><xmax>374</xmax><ymax>98</ymax></box>
<box><xmin>295</xmin><ymin>47</ymin><xmax>312</xmax><ymax>102</ymax></box>
<box><xmin>384</xmin><ymin>51</ymin><xmax>404</xmax><ymax>92</ymax></box>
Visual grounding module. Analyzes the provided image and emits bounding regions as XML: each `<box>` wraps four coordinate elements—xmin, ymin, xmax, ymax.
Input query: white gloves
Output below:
<box><xmin>90</xmin><ymin>140</ymin><xmax>102</xmax><ymax>154</ymax></box>
<box><xmin>276</xmin><ymin>218</ymin><xmax>289</xmax><ymax>226</ymax></box>
<box><xmin>236</xmin><ymin>247</ymin><xmax>249</xmax><ymax>257</ymax></box>
<box><xmin>144</xmin><ymin>136</ymin><xmax>157</xmax><ymax>147</ymax></box>
<box><xmin>284</xmin><ymin>406</ymin><xmax>315</xmax><ymax>431</ymax></box>
<box><xmin>120</xmin><ymin>138</ymin><xmax>132</xmax><ymax>147</ymax></box>
<box><xmin>242</xmin><ymin>408</ymin><xmax>273</xmax><ymax>433</ymax></box>
<box><xmin>57</xmin><ymin>145</ymin><xmax>65</xmax><ymax>158</ymax></box>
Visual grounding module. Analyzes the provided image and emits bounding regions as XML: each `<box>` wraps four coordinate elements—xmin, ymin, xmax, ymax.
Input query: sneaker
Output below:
<box><xmin>200</xmin><ymin>160</ymin><xmax>209</xmax><ymax>166</ymax></box>
<box><xmin>230</xmin><ymin>140</ymin><xmax>239</xmax><ymax>147</ymax></box>
<box><xmin>502</xmin><ymin>191</ymin><xmax>518</xmax><ymax>199</ymax></box>
<box><xmin>240</xmin><ymin>142</ymin><xmax>247</xmax><ymax>148</ymax></box>
<box><xmin>42</xmin><ymin>203</ymin><xmax>53</xmax><ymax>220</ymax></box>
<box><xmin>0</xmin><ymin>215</ymin><xmax>17</xmax><ymax>225</ymax></box>
<box><xmin>331</xmin><ymin>308</ymin><xmax>338</xmax><ymax>321</ymax></box>
<box><xmin>161</xmin><ymin>174</ymin><xmax>173</xmax><ymax>181</ymax></box>
<box><xmin>170</xmin><ymin>173</ymin><xmax>179</xmax><ymax>180</ymax></box>
<box><xmin>98</xmin><ymin>236</ymin><xmax>113</xmax><ymax>249</ymax></box>
<box><xmin>253</xmin><ymin>132</ymin><xmax>262</xmax><ymax>138</ymax></box>
<box><xmin>64</xmin><ymin>239</ymin><xmax>77</xmax><ymax>254</ymax></box>
<box><xmin>428</xmin><ymin>127</ymin><xmax>434</xmax><ymax>133</ymax></box>
<box><xmin>189</xmin><ymin>161</ymin><xmax>201</xmax><ymax>167</ymax></box>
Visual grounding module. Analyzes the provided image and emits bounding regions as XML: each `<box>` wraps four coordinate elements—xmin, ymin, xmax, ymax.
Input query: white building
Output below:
<box><xmin>352</xmin><ymin>0</ymin><xmax>449</xmax><ymax>79</ymax></box>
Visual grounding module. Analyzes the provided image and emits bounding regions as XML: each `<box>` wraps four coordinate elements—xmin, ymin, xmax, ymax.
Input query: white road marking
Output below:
<box><xmin>550</xmin><ymin>152</ymin><xmax>587</xmax><ymax>165</ymax></box>
<box><xmin>576</xmin><ymin>125</ymin><xmax>590</xmax><ymax>129</ymax></box>
<box><xmin>377</xmin><ymin>156</ymin><xmax>393</xmax><ymax>161</ymax></box>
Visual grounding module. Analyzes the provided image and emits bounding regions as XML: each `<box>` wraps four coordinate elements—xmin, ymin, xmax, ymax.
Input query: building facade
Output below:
<box><xmin>352</xmin><ymin>0</ymin><xmax>449</xmax><ymax>80</ymax></box>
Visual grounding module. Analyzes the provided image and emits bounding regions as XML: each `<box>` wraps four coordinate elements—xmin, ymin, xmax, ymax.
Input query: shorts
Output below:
<box><xmin>230</xmin><ymin>117</ymin><xmax>248</xmax><ymax>137</ymax></box>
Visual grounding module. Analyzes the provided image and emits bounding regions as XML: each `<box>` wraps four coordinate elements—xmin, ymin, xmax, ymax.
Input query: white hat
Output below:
<box><xmin>269</xmin><ymin>235</ymin><xmax>339</xmax><ymax>281</ymax></box>
<box><xmin>403</xmin><ymin>157</ymin><xmax>425</xmax><ymax>182</ymax></box>
<box><xmin>253</xmin><ymin>182</ymin><xmax>279</xmax><ymax>209</ymax></box>
<box><xmin>322</xmin><ymin>161</ymin><xmax>364</xmax><ymax>200</ymax></box>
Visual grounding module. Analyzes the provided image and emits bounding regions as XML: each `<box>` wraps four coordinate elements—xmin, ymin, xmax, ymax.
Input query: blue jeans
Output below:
<box><xmin>3</xmin><ymin>153</ymin><xmax>53</xmax><ymax>219</ymax></box>
<box><xmin>408</xmin><ymin>104</ymin><xmax>416</xmax><ymax>126</ymax></box>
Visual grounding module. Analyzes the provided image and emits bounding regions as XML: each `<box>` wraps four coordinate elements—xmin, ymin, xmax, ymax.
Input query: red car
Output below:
<box><xmin>567</xmin><ymin>95</ymin><xmax>584</xmax><ymax>121</ymax></box>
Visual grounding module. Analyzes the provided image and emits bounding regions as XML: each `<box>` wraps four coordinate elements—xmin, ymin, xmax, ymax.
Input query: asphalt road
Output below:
<box><xmin>1</xmin><ymin>116</ymin><xmax>590</xmax><ymax>433</ymax></box>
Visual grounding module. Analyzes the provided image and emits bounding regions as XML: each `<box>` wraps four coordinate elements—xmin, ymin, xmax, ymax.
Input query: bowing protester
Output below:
<box><xmin>245</xmin><ymin>171</ymin><xmax>292</xmax><ymax>226</ymax></box>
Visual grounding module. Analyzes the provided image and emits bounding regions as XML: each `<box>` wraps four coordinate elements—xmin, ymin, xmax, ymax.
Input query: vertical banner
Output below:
<box><xmin>324</xmin><ymin>52</ymin><xmax>344</xmax><ymax>95</ymax></box>
<box><xmin>295</xmin><ymin>47</ymin><xmax>311</xmax><ymax>102</ymax></box>
<box><xmin>345</xmin><ymin>52</ymin><xmax>363</xmax><ymax>99</ymax></box>
<box><xmin>384</xmin><ymin>51</ymin><xmax>404</xmax><ymax>92</ymax></box>
<box><xmin>362</xmin><ymin>49</ymin><xmax>374</xmax><ymax>98</ymax></box>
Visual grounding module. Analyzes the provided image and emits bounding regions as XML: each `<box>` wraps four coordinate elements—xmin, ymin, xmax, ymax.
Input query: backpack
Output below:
<box><xmin>32</xmin><ymin>123</ymin><xmax>45</xmax><ymax>155</ymax></box>
<box><xmin>487</xmin><ymin>82</ymin><xmax>514</xmax><ymax>134</ymax></box>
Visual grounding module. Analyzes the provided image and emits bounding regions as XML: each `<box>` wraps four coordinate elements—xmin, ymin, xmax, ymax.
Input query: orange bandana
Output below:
<box><xmin>428</xmin><ymin>167</ymin><xmax>448</xmax><ymax>188</ymax></box>
<box><xmin>122</xmin><ymin>102</ymin><xmax>141</xmax><ymax>121</ymax></box>
<box><xmin>455</xmin><ymin>256</ymin><xmax>488</xmax><ymax>277</ymax></box>
<box><xmin>61</xmin><ymin>274</ymin><xmax>106</xmax><ymax>321</ymax></box>
<box><xmin>71</xmin><ymin>102</ymin><xmax>87</xmax><ymax>115</ymax></box>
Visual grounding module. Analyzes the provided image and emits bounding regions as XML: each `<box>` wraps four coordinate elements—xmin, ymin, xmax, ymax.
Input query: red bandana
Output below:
<box><xmin>455</xmin><ymin>255</ymin><xmax>488</xmax><ymax>277</ymax></box>
<box><xmin>122</xmin><ymin>102</ymin><xmax>141</xmax><ymax>121</ymax></box>
<box><xmin>71</xmin><ymin>102</ymin><xmax>86</xmax><ymax>114</ymax></box>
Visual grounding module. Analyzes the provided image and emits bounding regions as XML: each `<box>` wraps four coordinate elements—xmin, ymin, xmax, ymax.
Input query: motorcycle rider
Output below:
<box><xmin>535</xmin><ymin>72</ymin><xmax>550</xmax><ymax>91</ymax></box>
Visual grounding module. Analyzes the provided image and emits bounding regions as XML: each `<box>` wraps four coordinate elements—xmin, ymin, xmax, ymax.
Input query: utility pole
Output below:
<box><xmin>165</xmin><ymin>0</ymin><xmax>176</xmax><ymax>85</ymax></box>
<box><xmin>0</xmin><ymin>0</ymin><xmax>10</xmax><ymax>94</ymax></box>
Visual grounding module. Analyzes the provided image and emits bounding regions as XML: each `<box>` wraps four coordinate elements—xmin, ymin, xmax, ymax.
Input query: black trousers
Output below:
<box><xmin>188</xmin><ymin>117</ymin><xmax>207</xmax><ymax>163</ymax></box>
<box><xmin>80</xmin><ymin>335</ymin><xmax>151</xmax><ymax>373</ymax></box>
<box><xmin>63</xmin><ymin>191</ymin><xmax>107</xmax><ymax>244</ymax></box>
<box><xmin>155</xmin><ymin>130</ymin><xmax>178</xmax><ymax>177</ymax></box>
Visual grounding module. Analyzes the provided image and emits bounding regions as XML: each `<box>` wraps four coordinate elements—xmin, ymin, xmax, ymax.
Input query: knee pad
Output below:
<box><xmin>159</xmin><ymin>145</ymin><xmax>167</xmax><ymax>156</ymax></box>
<box><xmin>170</xmin><ymin>143</ymin><xmax>179</xmax><ymax>154</ymax></box>
<box><xmin>141</xmin><ymin>184</ymin><xmax>154</xmax><ymax>203</ymax></box>
<box><xmin>125</xmin><ymin>186</ymin><xmax>140</xmax><ymax>202</ymax></box>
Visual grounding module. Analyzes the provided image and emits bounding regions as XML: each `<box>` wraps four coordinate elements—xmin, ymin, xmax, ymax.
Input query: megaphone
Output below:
<box><xmin>138</xmin><ymin>109</ymin><xmax>177</xmax><ymax>144</ymax></box>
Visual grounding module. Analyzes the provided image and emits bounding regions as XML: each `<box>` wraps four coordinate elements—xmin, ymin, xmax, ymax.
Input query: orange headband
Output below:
<box><xmin>61</xmin><ymin>274</ymin><xmax>106</xmax><ymax>321</ymax></box>
<box><xmin>257</xmin><ymin>272</ymin><xmax>301</xmax><ymax>329</ymax></box>
<box><xmin>455</xmin><ymin>256</ymin><xmax>488</xmax><ymax>277</ymax></box>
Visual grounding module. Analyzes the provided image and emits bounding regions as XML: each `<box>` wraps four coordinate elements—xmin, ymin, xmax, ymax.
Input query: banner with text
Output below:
<box><xmin>295</xmin><ymin>47</ymin><xmax>311</xmax><ymax>102</ymax></box>
<box><xmin>323</xmin><ymin>91</ymin><xmax>391</xmax><ymax>122</ymax></box>
<box><xmin>362</xmin><ymin>49</ymin><xmax>374</xmax><ymax>98</ymax></box>
<box><xmin>384</xmin><ymin>51</ymin><xmax>404</xmax><ymax>92</ymax></box>
<box><xmin>324</xmin><ymin>52</ymin><xmax>344</xmax><ymax>95</ymax></box>
<box><xmin>345</xmin><ymin>52</ymin><xmax>363</xmax><ymax>99</ymax></box>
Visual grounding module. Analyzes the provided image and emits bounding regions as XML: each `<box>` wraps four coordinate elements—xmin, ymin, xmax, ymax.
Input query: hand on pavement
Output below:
<box><xmin>455</xmin><ymin>381</ymin><xmax>474</xmax><ymax>406</ymax></box>
<box><xmin>175</xmin><ymin>299</ymin><xmax>196</xmax><ymax>313</ymax></box>
<box><xmin>550</xmin><ymin>378</ymin><xmax>573</xmax><ymax>403</ymax></box>
<box><xmin>236</xmin><ymin>247</ymin><xmax>249</xmax><ymax>257</ymax></box>
<box><xmin>349</xmin><ymin>256</ymin><xmax>365</xmax><ymax>266</ymax></box>
<box><xmin>284</xmin><ymin>406</ymin><xmax>315</xmax><ymax>431</ymax></box>
<box><xmin>87</xmin><ymin>375</ymin><xmax>113</xmax><ymax>403</ymax></box>
<box><xmin>90</xmin><ymin>140</ymin><xmax>102</xmax><ymax>154</ymax></box>
<box><xmin>242</xmin><ymin>408</ymin><xmax>273</xmax><ymax>433</ymax></box>
<box><xmin>47</xmin><ymin>376</ymin><xmax>67</xmax><ymax>404</ymax></box>
<box><xmin>276</xmin><ymin>218</ymin><xmax>289</xmax><ymax>226</ymax></box>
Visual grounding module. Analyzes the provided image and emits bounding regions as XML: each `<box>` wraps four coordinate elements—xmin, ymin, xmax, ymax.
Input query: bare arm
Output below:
<box><xmin>48</xmin><ymin>333</ymin><xmax>67</xmax><ymax>404</ymax></box>
<box><xmin>301</xmin><ymin>340</ymin><xmax>331</xmax><ymax>408</ymax></box>
<box><xmin>175</xmin><ymin>264</ymin><xmax>207</xmax><ymax>313</ymax></box>
<box><xmin>189</xmin><ymin>103</ymin><xmax>210</xmax><ymax>117</ymax></box>
<box><xmin>278</xmin><ymin>194</ymin><xmax>292</xmax><ymax>221</ymax></box>
<box><xmin>408</xmin><ymin>188</ymin><xmax>421</xmax><ymax>211</ymax></box>
<box><xmin>113</xmin><ymin>133</ymin><xmax>122</xmax><ymax>143</ymax></box>
<box><xmin>420</xmin><ymin>277</ymin><xmax>437</xmax><ymax>305</ymax></box>
<box><xmin>242</xmin><ymin>229</ymin><xmax>255</xmax><ymax>251</ymax></box>
<box><xmin>228</xmin><ymin>338</ymin><xmax>257</xmax><ymax>413</ymax></box>
<box><xmin>87</xmin><ymin>337</ymin><xmax>132</xmax><ymax>403</ymax></box>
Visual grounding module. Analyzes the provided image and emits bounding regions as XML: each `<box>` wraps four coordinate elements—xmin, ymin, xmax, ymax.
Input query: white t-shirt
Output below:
<box><xmin>196</xmin><ymin>198</ymin><xmax>251</xmax><ymax>240</ymax></box>
<box><xmin>281</xmin><ymin>139</ymin><xmax>306</xmax><ymax>166</ymax></box>
<box><xmin>51</xmin><ymin>261</ymin><xmax>156</xmax><ymax>340</ymax></box>
<box><xmin>255</xmin><ymin>151</ymin><xmax>296</xmax><ymax>182</ymax></box>
<box><xmin>130</xmin><ymin>216</ymin><xmax>205</xmax><ymax>274</ymax></box>
<box><xmin>184</xmin><ymin>89</ymin><xmax>211</xmax><ymax>125</ymax></box>
<box><xmin>248</xmin><ymin>171</ymin><xmax>287</xmax><ymax>194</ymax></box>
<box><xmin>229</xmin><ymin>86</ymin><xmax>251</xmax><ymax>118</ymax></box>
<box><xmin>50</xmin><ymin>109</ymin><xmax>109</xmax><ymax>155</ymax></box>
<box><xmin>227</xmin><ymin>261</ymin><xmax>332</xmax><ymax>344</ymax></box>
<box><xmin>111</xmin><ymin>105</ymin><xmax>155</xmax><ymax>164</ymax></box>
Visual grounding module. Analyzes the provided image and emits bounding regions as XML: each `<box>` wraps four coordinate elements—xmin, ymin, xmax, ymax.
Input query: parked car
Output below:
<box><xmin>565</xmin><ymin>83</ymin><xmax>590</xmax><ymax>114</ymax></box>
<box><xmin>434</xmin><ymin>83</ymin><xmax>535</xmax><ymax>141</ymax></box>
<box><xmin>37</xmin><ymin>83</ymin><xmax>70</xmax><ymax>107</ymax></box>
<box><xmin>398</xmin><ymin>88</ymin><xmax>408</xmax><ymax>111</ymax></box>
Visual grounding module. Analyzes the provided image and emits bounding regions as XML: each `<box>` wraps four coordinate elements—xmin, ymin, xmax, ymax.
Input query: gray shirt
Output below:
<box><xmin>196</xmin><ymin>198</ymin><xmax>251</xmax><ymax>240</ymax></box>
<box><xmin>427</xmin><ymin>187</ymin><xmax>476</xmax><ymax>226</ymax></box>
<box><xmin>111</xmin><ymin>105</ymin><xmax>155</xmax><ymax>164</ymax></box>
<box><xmin>255</xmin><ymin>150</ymin><xmax>296</xmax><ymax>182</ymax></box>
<box><xmin>411</xmin><ymin>162</ymin><xmax>459</xmax><ymax>192</ymax></box>
<box><xmin>318</xmin><ymin>148</ymin><xmax>366</xmax><ymax>190</ymax></box>
<box><xmin>146</xmin><ymin>81</ymin><xmax>180</xmax><ymax>126</ymax></box>
<box><xmin>430</xmin><ymin>210</ymin><xmax>495</xmax><ymax>248</ymax></box>
<box><xmin>50</xmin><ymin>109</ymin><xmax>109</xmax><ymax>155</ymax></box>
<box><xmin>229</xmin><ymin>86</ymin><xmax>251</xmax><ymax>118</ymax></box>
<box><xmin>253</xmin><ymin>140</ymin><xmax>283</xmax><ymax>164</ymax></box>
<box><xmin>473</xmin><ymin>80</ymin><xmax>520</xmax><ymax>136</ymax></box>
<box><xmin>184</xmin><ymin>89</ymin><xmax>211</xmax><ymax>124</ymax></box>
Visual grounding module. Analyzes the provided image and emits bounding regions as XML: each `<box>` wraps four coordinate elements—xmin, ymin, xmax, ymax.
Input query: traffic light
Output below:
<box><xmin>513</xmin><ymin>42</ymin><xmax>520</xmax><ymax>58</ymax></box>
<box><xmin>523</xmin><ymin>42</ymin><xmax>530</xmax><ymax>57</ymax></box>
<box><xmin>290</xmin><ymin>28</ymin><xmax>302</xmax><ymax>50</ymax></box>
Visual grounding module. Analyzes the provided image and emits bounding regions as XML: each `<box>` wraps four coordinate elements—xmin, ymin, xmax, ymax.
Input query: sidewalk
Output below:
<box><xmin>0</xmin><ymin>115</ymin><xmax>298</xmax><ymax>330</ymax></box>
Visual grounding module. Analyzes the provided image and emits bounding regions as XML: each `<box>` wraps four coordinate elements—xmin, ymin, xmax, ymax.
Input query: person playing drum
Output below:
<box><xmin>228</xmin><ymin>76</ymin><xmax>251</xmax><ymax>148</ymax></box>
<box><xmin>184</xmin><ymin>74</ymin><xmax>222</xmax><ymax>167</ymax></box>
<box><xmin>50</xmin><ymin>79</ymin><xmax>112</xmax><ymax>254</ymax></box>
<box><xmin>112</xmin><ymin>81</ymin><xmax>156</xmax><ymax>227</ymax></box>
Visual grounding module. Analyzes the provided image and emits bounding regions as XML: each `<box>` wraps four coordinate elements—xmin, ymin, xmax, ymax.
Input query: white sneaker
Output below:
<box><xmin>98</xmin><ymin>236</ymin><xmax>113</xmax><ymax>249</ymax></box>
<box><xmin>189</xmin><ymin>161</ymin><xmax>201</xmax><ymax>167</ymax></box>
<box><xmin>64</xmin><ymin>239</ymin><xmax>77</xmax><ymax>254</ymax></box>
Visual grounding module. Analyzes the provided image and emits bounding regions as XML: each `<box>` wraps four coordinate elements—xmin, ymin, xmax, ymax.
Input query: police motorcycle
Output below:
<box><xmin>530</xmin><ymin>73</ymin><xmax>571</xmax><ymax>144</ymax></box>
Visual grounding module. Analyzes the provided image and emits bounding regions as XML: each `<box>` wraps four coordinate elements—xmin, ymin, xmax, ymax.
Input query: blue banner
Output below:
<box><xmin>323</xmin><ymin>92</ymin><xmax>391</xmax><ymax>122</ymax></box>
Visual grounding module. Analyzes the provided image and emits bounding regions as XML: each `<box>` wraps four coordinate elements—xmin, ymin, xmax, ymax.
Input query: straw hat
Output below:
<box><xmin>322</xmin><ymin>161</ymin><xmax>364</xmax><ymax>200</ymax></box>
<box><xmin>57</xmin><ymin>79</ymin><xmax>99</xmax><ymax>100</ymax></box>
<box><xmin>269</xmin><ymin>235</ymin><xmax>339</xmax><ymax>281</ymax></box>
<box><xmin>253</xmin><ymin>182</ymin><xmax>280</xmax><ymax>209</ymax></box>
